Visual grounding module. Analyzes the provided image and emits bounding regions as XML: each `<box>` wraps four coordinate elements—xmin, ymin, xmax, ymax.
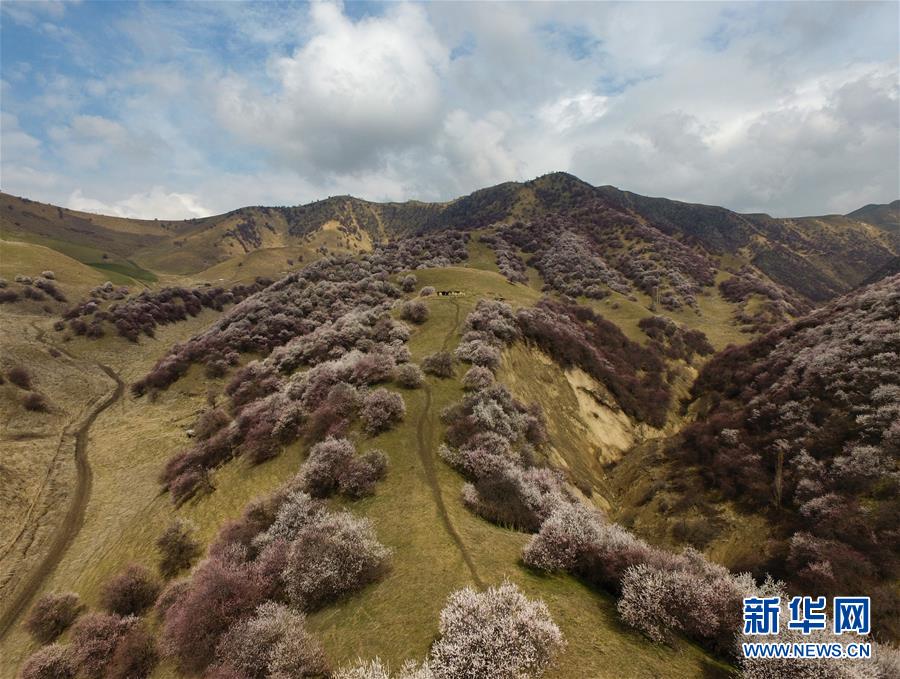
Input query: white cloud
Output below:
<box><xmin>217</xmin><ymin>2</ymin><xmax>448</xmax><ymax>172</ymax></box>
<box><xmin>2</xmin><ymin>1</ymin><xmax>898</xmax><ymax>218</ymax></box>
<box><xmin>539</xmin><ymin>92</ymin><xmax>609</xmax><ymax>132</ymax></box>
<box><xmin>67</xmin><ymin>187</ymin><xmax>210</xmax><ymax>219</ymax></box>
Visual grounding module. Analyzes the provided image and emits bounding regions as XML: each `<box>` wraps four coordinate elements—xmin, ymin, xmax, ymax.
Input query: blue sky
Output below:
<box><xmin>1</xmin><ymin>1</ymin><xmax>898</xmax><ymax>219</ymax></box>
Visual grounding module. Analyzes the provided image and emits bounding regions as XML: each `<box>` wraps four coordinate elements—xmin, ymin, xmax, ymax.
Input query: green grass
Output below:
<box><xmin>88</xmin><ymin>260</ymin><xmax>158</xmax><ymax>283</ymax></box>
<box><xmin>1</xmin><ymin>231</ymin><xmax>160</xmax><ymax>286</ymax></box>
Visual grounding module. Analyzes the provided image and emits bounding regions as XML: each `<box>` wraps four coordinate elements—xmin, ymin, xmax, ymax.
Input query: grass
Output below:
<box><xmin>88</xmin><ymin>260</ymin><xmax>158</xmax><ymax>284</ymax></box>
<box><xmin>1</xmin><ymin>265</ymin><xmax>735</xmax><ymax>679</ymax></box>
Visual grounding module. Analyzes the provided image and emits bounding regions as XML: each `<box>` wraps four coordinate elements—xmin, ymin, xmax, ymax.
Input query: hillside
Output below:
<box><xmin>3</xmin><ymin>174</ymin><xmax>896</xmax><ymax>294</ymax></box>
<box><xmin>847</xmin><ymin>200</ymin><xmax>900</xmax><ymax>235</ymax></box>
<box><xmin>1</xmin><ymin>177</ymin><xmax>898</xmax><ymax>679</ymax></box>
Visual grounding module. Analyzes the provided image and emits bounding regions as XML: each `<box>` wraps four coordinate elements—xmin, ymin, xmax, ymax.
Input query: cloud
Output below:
<box><xmin>1</xmin><ymin>1</ymin><xmax>898</xmax><ymax>218</ymax></box>
<box><xmin>217</xmin><ymin>3</ymin><xmax>448</xmax><ymax>173</ymax></box>
<box><xmin>67</xmin><ymin>187</ymin><xmax>210</xmax><ymax>219</ymax></box>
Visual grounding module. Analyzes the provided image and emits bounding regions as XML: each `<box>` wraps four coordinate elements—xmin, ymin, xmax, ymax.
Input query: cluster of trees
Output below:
<box><xmin>157</xmin><ymin>482</ymin><xmax>391</xmax><ymax>676</ymax></box>
<box><xmin>21</xmin><ymin>565</ymin><xmax>163</xmax><ymax>679</ymax></box>
<box><xmin>160</xmin><ymin>343</ymin><xmax>408</xmax><ymax>504</ymax></box>
<box><xmin>494</xmin><ymin>219</ymin><xmax>631</xmax><ymax>299</ymax></box>
<box><xmin>478</xmin><ymin>232</ymin><xmax>529</xmax><ymax>284</ymax></box>
<box><xmin>0</xmin><ymin>272</ymin><xmax>66</xmax><ymax>305</ymax></box>
<box><xmin>637</xmin><ymin>315</ymin><xmax>714</xmax><ymax>362</ymax></box>
<box><xmin>365</xmin><ymin>231</ymin><xmax>469</xmax><ymax>272</ymax></box>
<box><xmin>675</xmin><ymin>275</ymin><xmax>900</xmax><ymax>634</ymax></box>
<box><xmin>522</xmin><ymin>500</ymin><xmax>898</xmax><ymax>675</ymax></box>
<box><xmin>517</xmin><ymin>299</ymin><xmax>670</xmax><ymax>427</ymax></box>
<box><xmin>440</xmin><ymin>326</ymin><xmax>561</xmax><ymax>532</ymax></box>
<box><xmin>612</xmin><ymin>223</ymin><xmax>714</xmax><ymax>310</ymax></box>
<box><xmin>453</xmin><ymin>299</ymin><xmax>519</xmax><ymax>372</ymax></box>
<box><xmin>719</xmin><ymin>266</ymin><xmax>811</xmax><ymax>333</ymax></box>
<box><xmin>134</xmin><ymin>230</ymin><xmax>467</xmax><ymax>396</ymax></box>
<box><xmin>335</xmin><ymin>582</ymin><xmax>565</xmax><ymax>679</ymax></box>
<box><xmin>61</xmin><ymin>279</ymin><xmax>270</xmax><ymax>342</ymax></box>
<box><xmin>297</xmin><ymin>437</ymin><xmax>387</xmax><ymax>499</ymax></box>
<box><xmin>483</xmin><ymin>201</ymin><xmax>716</xmax><ymax>309</ymax></box>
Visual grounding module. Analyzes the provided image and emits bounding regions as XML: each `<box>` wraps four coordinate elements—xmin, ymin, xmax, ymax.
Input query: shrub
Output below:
<box><xmin>339</xmin><ymin>450</ymin><xmax>388</xmax><ymax>499</ymax></box>
<box><xmin>211</xmin><ymin>602</ymin><xmax>328</xmax><ymax>679</ymax></box>
<box><xmin>105</xmin><ymin>622</ymin><xmax>158</xmax><ymax>679</ymax></box>
<box><xmin>299</xmin><ymin>437</ymin><xmax>356</xmax><ymax>498</ymax></box>
<box><xmin>361</xmin><ymin>388</ymin><xmax>406</xmax><ymax>434</ymax></box>
<box><xmin>462</xmin><ymin>366</ymin><xmax>494</xmax><ymax>391</ymax></box>
<box><xmin>41</xmin><ymin>271</ymin><xmax>56</xmax><ymax>280</ymax></box>
<box><xmin>194</xmin><ymin>407</ymin><xmax>231</xmax><ymax>440</ymax></box>
<box><xmin>159</xmin><ymin>557</ymin><xmax>266</xmax><ymax>673</ymax></box>
<box><xmin>25</xmin><ymin>592</ymin><xmax>83</xmax><ymax>643</ymax></box>
<box><xmin>401</xmin><ymin>274</ymin><xmax>417</xmax><ymax>292</ymax></box>
<box><xmin>156</xmin><ymin>519</ymin><xmax>201</xmax><ymax>578</ymax></box>
<box><xmin>19</xmin><ymin>644</ymin><xmax>76</xmax><ymax>679</ymax></box>
<box><xmin>395</xmin><ymin>363</ymin><xmax>424</xmax><ymax>388</ymax></box>
<box><xmin>422</xmin><ymin>352</ymin><xmax>453</xmax><ymax>378</ymax></box>
<box><xmin>420</xmin><ymin>286</ymin><xmax>435</xmax><ymax>297</ymax></box>
<box><xmin>70</xmin><ymin>612</ymin><xmax>136</xmax><ymax>679</ymax></box>
<box><xmin>335</xmin><ymin>658</ymin><xmax>434</xmax><ymax>679</ymax></box>
<box><xmin>8</xmin><ymin>366</ymin><xmax>32</xmax><ymax>389</ymax></box>
<box><xmin>253</xmin><ymin>491</ymin><xmax>325</xmax><ymax>551</ymax></box>
<box><xmin>463</xmin><ymin>467</ymin><xmax>565</xmax><ymax>533</ymax></box>
<box><xmin>283</xmin><ymin>511</ymin><xmax>391</xmax><ymax>611</ymax></box>
<box><xmin>429</xmin><ymin>582</ymin><xmax>565</xmax><ymax>679</ymax></box>
<box><xmin>400</xmin><ymin>300</ymin><xmax>429</xmax><ymax>324</ymax></box>
<box><xmin>0</xmin><ymin>289</ymin><xmax>19</xmax><ymax>303</ymax></box>
<box><xmin>100</xmin><ymin>564</ymin><xmax>161</xmax><ymax>616</ymax></box>
<box><xmin>24</xmin><ymin>392</ymin><xmax>49</xmax><ymax>412</ymax></box>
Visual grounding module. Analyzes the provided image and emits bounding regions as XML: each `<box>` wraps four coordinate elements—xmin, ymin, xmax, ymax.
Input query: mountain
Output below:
<box><xmin>3</xmin><ymin>174</ymin><xmax>896</xmax><ymax>298</ymax></box>
<box><xmin>847</xmin><ymin>199</ymin><xmax>900</xmax><ymax>235</ymax></box>
<box><xmin>1</xmin><ymin>175</ymin><xmax>898</xmax><ymax>678</ymax></box>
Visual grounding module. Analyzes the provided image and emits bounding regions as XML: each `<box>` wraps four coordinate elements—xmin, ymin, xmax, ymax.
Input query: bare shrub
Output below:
<box><xmin>420</xmin><ymin>286</ymin><xmax>436</xmax><ymax>297</ymax></box>
<box><xmin>429</xmin><ymin>582</ymin><xmax>565</xmax><ymax>679</ymax></box>
<box><xmin>400</xmin><ymin>300</ymin><xmax>429</xmax><ymax>324</ymax></box>
<box><xmin>24</xmin><ymin>392</ymin><xmax>49</xmax><ymax>412</ymax></box>
<box><xmin>105</xmin><ymin>622</ymin><xmax>158</xmax><ymax>679</ymax></box>
<box><xmin>283</xmin><ymin>511</ymin><xmax>392</xmax><ymax>611</ymax></box>
<box><xmin>211</xmin><ymin>602</ymin><xmax>328</xmax><ymax>679</ymax></box>
<box><xmin>70</xmin><ymin>613</ymin><xmax>136</xmax><ymax>679</ymax></box>
<box><xmin>401</xmin><ymin>274</ymin><xmax>418</xmax><ymax>292</ymax></box>
<box><xmin>7</xmin><ymin>366</ymin><xmax>32</xmax><ymax>389</ymax></box>
<box><xmin>395</xmin><ymin>363</ymin><xmax>424</xmax><ymax>388</ymax></box>
<box><xmin>194</xmin><ymin>407</ymin><xmax>231</xmax><ymax>441</ymax></box>
<box><xmin>339</xmin><ymin>450</ymin><xmax>388</xmax><ymax>499</ymax></box>
<box><xmin>422</xmin><ymin>352</ymin><xmax>453</xmax><ymax>378</ymax></box>
<box><xmin>25</xmin><ymin>592</ymin><xmax>83</xmax><ymax>644</ymax></box>
<box><xmin>19</xmin><ymin>644</ymin><xmax>76</xmax><ymax>679</ymax></box>
<box><xmin>101</xmin><ymin>564</ymin><xmax>161</xmax><ymax>616</ymax></box>
<box><xmin>156</xmin><ymin>519</ymin><xmax>201</xmax><ymax>578</ymax></box>
<box><xmin>159</xmin><ymin>557</ymin><xmax>265</xmax><ymax>673</ymax></box>
<box><xmin>361</xmin><ymin>389</ymin><xmax>406</xmax><ymax>434</ymax></box>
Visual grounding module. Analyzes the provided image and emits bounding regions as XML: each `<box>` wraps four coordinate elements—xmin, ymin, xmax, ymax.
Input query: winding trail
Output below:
<box><xmin>0</xmin><ymin>325</ymin><xmax>124</xmax><ymax>641</ymax></box>
<box><xmin>415</xmin><ymin>300</ymin><xmax>484</xmax><ymax>588</ymax></box>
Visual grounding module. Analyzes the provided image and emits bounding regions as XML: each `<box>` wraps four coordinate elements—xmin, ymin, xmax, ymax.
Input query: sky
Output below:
<box><xmin>1</xmin><ymin>1</ymin><xmax>898</xmax><ymax>220</ymax></box>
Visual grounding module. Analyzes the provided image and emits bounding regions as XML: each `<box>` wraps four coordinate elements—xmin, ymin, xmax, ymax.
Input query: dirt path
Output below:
<box><xmin>414</xmin><ymin>301</ymin><xmax>484</xmax><ymax>588</ymax></box>
<box><xmin>0</xmin><ymin>327</ymin><xmax>125</xmax><ymax>641</ymax></box>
